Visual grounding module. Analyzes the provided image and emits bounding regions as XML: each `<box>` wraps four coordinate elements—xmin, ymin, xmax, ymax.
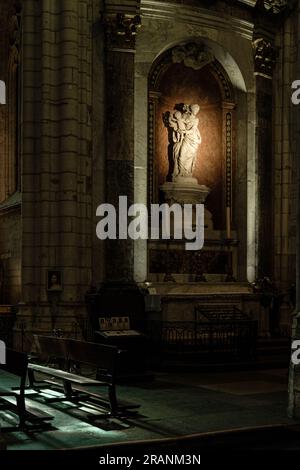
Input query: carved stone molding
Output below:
<box><xmin>225</xmin><ymin>112</ymin><xmax>232</xmax><ymax>209</ymax></box>
<box><xmin>172</xmin><ymin>43</ymin><xmax>214</xmax><ymax>71</ymax></box>
<box><xmin>8</xmin><ymin>14</ymin><xmax>20</xmax><ymax>51</ymax></box>
<box><xmin>211</xmin><ymin>62</ymin><xmax>233</xmax><ymax>101</ymax></box>
<box><xmin>141</xmin><ymin>1</ymin><xmax>254</xmax><ymax>40</ymax></box>
<box><xmin>7</xmin><ymin>14</ymin><xmax>20</xmax><ymax>73</ymax></box>
<box><xmin>252</xmin><ymin>38</ymin><xmax>277</xmax><ymax>79</ymax></box>
<box><xmin>149</xmin><ymin>46</ymin><xmax>233</xmax><ymax>101</ymax></box>
<box><xmin>160</xmin><ymin>181</ymin><xmax>211</xmax><ymax>205</ymax></box>
<box><xmin>103</xmin><ymin>13</ymin><xmax>141</xmax><ymax>50</ymax></box>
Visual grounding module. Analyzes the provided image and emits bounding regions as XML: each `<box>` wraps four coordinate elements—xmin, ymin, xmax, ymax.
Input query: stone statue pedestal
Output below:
<box><xmin>161</xmin><ymin>177</ymin><xmax>210</xmax><ymax>205</ymax></box>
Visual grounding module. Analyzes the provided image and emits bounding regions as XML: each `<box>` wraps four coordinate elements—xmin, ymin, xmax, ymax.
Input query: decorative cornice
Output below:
<box><xmin>103</xmin><ymin>13</ymin><xmax>142</xmax><ymax>50</ymax></box>
<box><xmin>252</xmin><ymin>38</ymin><xmax>277</xmax><ymax>79</ymax></box>
<box><xmin>237</xmin><ymin>0</ymin><xmax>257</xmax><ymax>7</ymax></box>
<box><xmin>7</xmin><ymin>12</ymin><xmax>21</xmax><ymax>70</ymax></box>
<box><xmin>141</xmin><ymin>1</ymin><xmax>254</xmax><ymax>40</ymax></box>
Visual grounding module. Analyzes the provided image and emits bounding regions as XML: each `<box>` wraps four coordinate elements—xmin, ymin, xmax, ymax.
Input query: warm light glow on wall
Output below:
<box><xmin>155</xmin><ymin>62</ymin><xmax>224</xmax><ymax>229</ymax></box>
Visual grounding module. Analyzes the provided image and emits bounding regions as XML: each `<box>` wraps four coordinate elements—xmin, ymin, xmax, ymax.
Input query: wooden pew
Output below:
<box><xmin>66</xmin><ymin>338</ymin><xmax>118</xmax><ymax>412</ymax></box>
<box><xmin>29</xmin><ymin>335</ymin><xmax>139</xmax><ymax>415</ymax></box>
<box><xmin>28</xmin><ymin>334</ymin><xmax>69</xmax><ymax>396</ymax></box>
<box><xmin>0</xmin><ymin>349</ymin><xmax>53</xmax><ymax>431</ymax></box>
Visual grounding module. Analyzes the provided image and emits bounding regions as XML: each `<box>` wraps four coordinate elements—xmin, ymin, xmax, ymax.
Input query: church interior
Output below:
<box><xmin>1</xmin><ymin>0</ymin><xmax>300</xmax><ymax>458</ymax></box>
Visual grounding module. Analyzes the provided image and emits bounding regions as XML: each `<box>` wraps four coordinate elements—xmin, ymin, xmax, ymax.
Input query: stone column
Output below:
<box><xmin>16</xmin><ymin>0</ymin><xmax>93</xmax><ymax>346</ymax></box>
<box><xmin>252</xmin><ymin>37</ymin><xmax>277</xmax><ymax>278</ymax></box>
<box><xmin>103</xmin><ymin>2</ymin><xmax>141</xmax><ymax>282</ymax></box>
<box><xmin>288</xmin><ymin>0</ymin><xmax>300</xmax><ymax>418</ymax></box>
<box><xmin>85</xmin><ymin>2</ymin><xmax>145</xmax><ymax>328</ymax></box>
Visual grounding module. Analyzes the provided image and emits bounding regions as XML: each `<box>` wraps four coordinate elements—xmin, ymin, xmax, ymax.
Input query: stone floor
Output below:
<box><xmin>0</xmin><ymin>367</ymin><xmax>297</xmax><ymax>450</ymax></box>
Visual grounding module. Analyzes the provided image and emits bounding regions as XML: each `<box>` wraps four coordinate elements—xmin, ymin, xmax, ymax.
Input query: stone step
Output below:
<box><xmin>258</xmin><ymin>338</ymin><xmax>290</xmax><ymax>347</ymax></box>
<box><xmin>158</xmin><ymin>357</ymin><xmax>290</xmax><ymax>373</ymax></box>
<box><xmin>257</xmin><ymin>338</ymin><xmax>290</xmax><ymax>357</ymax></box>
<box><xmin>96</xmin><ymin>424</ymin><xmax>300</xmax><ymax>452</ymax></box>
<box><xmin>257</xmin><ymin>346</ymin><xmax>290</xmax><ymax>356</ymax></box>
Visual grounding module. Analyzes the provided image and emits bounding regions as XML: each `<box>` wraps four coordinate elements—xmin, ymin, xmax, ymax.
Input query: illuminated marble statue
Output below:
<box><xmin>166</xmin><ymin>104</ymin><xmax>201</xmax><ymax>180</ymax></box>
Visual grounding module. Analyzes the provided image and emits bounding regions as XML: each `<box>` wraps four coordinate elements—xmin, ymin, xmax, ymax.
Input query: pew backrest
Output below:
<box><xmin>33</xmin><ymin>335</ymin><xmax>118</xmax><ymax>381</ymax></box>
<box><xmin>66</xmin><ymin>338</ymin><xmax>118</xmax><ymax>381</ymax></box>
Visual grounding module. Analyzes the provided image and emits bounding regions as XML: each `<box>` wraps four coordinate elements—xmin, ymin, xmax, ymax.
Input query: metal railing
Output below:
<box><xmin>13</xmin><ymin>317</ymin><xmax>95</xmax><ymax>352</ymax></box>
<box><xmin>148</xmin><ymin>319</ymin><xmax>257</xmax><ymax>362</ymax></box>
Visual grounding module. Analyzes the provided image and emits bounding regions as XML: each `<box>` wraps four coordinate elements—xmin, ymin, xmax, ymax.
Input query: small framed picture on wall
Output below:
<box><xmin>47</xmin><ymin>270</ymin><xmax>63</xmax><ymax>291</ymax></box>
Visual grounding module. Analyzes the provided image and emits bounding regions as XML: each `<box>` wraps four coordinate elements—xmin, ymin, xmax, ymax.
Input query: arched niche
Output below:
<box><xmin>148</xmin><ymin>44</ymin><xmax>236</xmax><ymax>232</ymax></box>
<box><xmin>146</xmin><ymin>42</ymin><xmax>244</xmax><ymax>283</ymax></box>
<box><xmin>134</xmin><ymin>32</ymin><xmax>256</xmax><ymax>284</ymax></box>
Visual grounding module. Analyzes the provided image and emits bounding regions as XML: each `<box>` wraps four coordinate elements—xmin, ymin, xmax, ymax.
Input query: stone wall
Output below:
<box><xmin>271</xmin><ymin>13</ymin><xmax>298</xmax><ymax>333</ymax></box>
<box><xmin>0</xmin><ymin>1</ymin><xmax>21</xmax><ymax>304</ymax></box>
<box><xmin>0</xmin><ymin>1</ymin><xmax>20</xmax><ymax>203</ymax></box>
<box><xmin>17</xmin><ymin>0</ymin><xmax>94</xmax><ymax>338</ymax></box>
<box><xmin>0</xmin><ymin>2</ymin><xmax>11</xmax><ymax>201</ymax></box>
<box><xmin>288</xmin><ymin>0</ymin><xmax>300</xmax><ymax>420</ymax></box>
<box><xmin>0</xmin><ymin>208</ymin><xmax>21</xmax><ymax>304</ymax></box>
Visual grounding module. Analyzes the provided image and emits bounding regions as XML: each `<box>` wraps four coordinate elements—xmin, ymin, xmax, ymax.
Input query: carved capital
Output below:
<box><xmin>103</xmin><ymin>13</ymin><xmax>141</xmax><ymax>50</ymax></box>
<box><xmin>252</xmin><ymin>38</ymin><xmax>277</xmax><ymax>79</ymax></box>
<box><xmin>263</xmin><ymin>0</ymin><xmax>288</xmax><ymax>14</ymax></box>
